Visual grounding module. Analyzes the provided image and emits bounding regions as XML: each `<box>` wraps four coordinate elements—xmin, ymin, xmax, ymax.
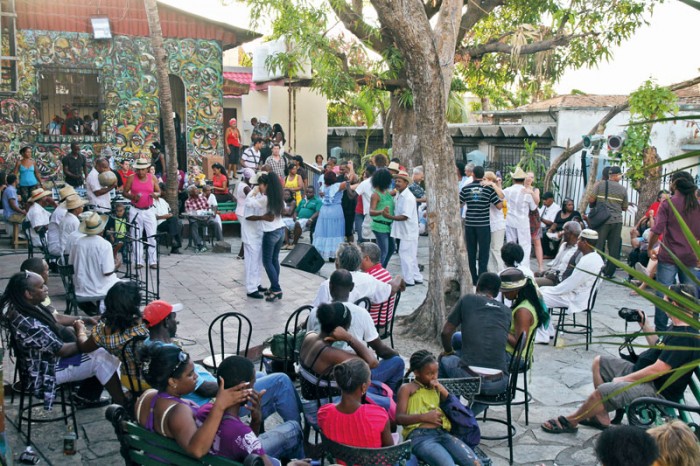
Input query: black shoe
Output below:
<box><xmin>171</xmin><ymin>248</ymin><xmax>182</xmax><ymax>254</ymax></box>
<box><xmin>405</xmin><ymin>283</ymin><xmax>415</xmax><ymax>287</ymax></box>
<box><xmin>247</xmin><ymin>291</ymin><xmax>265</xmax><ymax>299</ymax></box>
<box><xmin>257</xmin><ymin>286</ymin><xmax>268</xmax><ymax>293</ymax></box>
<box><xmin>72</xmin><ymin>394</ymin><xmax>110</xmax><ymax>410</ymax></box>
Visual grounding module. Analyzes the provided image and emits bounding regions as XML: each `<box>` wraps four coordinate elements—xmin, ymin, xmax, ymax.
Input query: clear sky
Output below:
<box><xmin>162</xmin><ymin>0</ymin><xmax>700</xmax><ymax>96</ymax></box>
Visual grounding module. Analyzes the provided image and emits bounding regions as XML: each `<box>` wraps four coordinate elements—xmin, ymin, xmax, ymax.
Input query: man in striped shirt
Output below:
<box><xmin>360</xmin><ymin>242</ymin><xmax>396</xmax><ymax>326</ymax></box>
<box><xmin>460</xmin><ymin>166</ymin><xmax>503</xmax><ymax>283</ymax></box>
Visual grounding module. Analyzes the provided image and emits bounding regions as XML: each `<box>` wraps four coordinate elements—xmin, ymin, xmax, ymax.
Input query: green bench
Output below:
<box><xmin>217</xmin><ymin>201</ymin><xmax>239</xmax><ymax>226</ymax></box>
<box><xmin>628</xmin><ymin>367</ymin><xmax>700</xmax><ymax>436</ymax></box>
<box><xmin>106</xmin><ymin>405</ymin><xmax>263</xmax><ymax>465</ymax></box>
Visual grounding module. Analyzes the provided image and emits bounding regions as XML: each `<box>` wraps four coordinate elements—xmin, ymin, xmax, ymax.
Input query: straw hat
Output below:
<box><xmin>78</xmin><ymin>212</ymin><xmax>108</xmax><ymax>236</ymax></box>
<box><xmin>58</xmin><ymin>186</ymin><xmax>77</xmax><ymax>202</ymax></box>
<box><xmin>28</xmin><ymin>187</ymin><xmax>52</xmax><ymax>203</ymax></box>
<box><xmin>64</xmin><ymin>195</ymin><xmax>87</xmax><ymax>210</ymax></box>
<box><xmin>510</xmin><ymin>167</ymin><xmax>527</xmax><ymax>180</ymax></box>
<box><xmin>579</xmin><ymin>229</ymin><xmax>599</xmax><ymax>241</ymax></box>
<box><xmin>133</xmin><ymin>158</ymin><xmax>151</xmax><ymax>170</ymax></box>
<box><xmin>387</xmin><ymin>161</ymin><xmax>401</xmax><ymax>172</ymax></box>
<box><xmin>393</xmin><ymin>170</ymin><xmax>411</xmax><ymax>183</ymax></box>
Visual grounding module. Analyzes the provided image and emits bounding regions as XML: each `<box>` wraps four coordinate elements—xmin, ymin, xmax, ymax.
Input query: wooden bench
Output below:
<box><xmin>628</xmin><ymin>367</ymin><xmax>700</xmax><ymax>437</ymax></box>
<box><xmin>106</xmin><ymin>404</ymin><xmax>263</xmax><ymax>465</ymax></box>
<box><xmin>217</xmin><ymin>201</ymin><xmax>239</xmax><ymax>225</ymax></box>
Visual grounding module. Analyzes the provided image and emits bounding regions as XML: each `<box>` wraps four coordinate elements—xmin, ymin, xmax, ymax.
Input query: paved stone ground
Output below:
<box><xmin>0</xmin><ymin>230</ymin><xmax>653</xmax><ymax>465</ymax></box>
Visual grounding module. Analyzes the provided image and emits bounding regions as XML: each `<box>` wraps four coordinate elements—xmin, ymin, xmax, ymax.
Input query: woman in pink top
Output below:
<box><xmin>318</xmin><ymin>359</ymin><xmax>392</xmax><ymax>450</ymax></box>
<box><xmin>123</xmin><ymin>158</ymin><xmax>160</xmax><ymax>269</ymax></box>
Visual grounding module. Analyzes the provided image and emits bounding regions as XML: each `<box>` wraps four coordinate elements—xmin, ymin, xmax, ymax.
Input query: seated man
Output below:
<box><xmin>535</xmin><ymin>220</ymin><xmax>581</xmax><ymax>287</ymax></box>
<box><xmin>145</xmin><ymin>300</ymin><xmax>303</xmax><ymax>425</ymax></box>
<box><xmin>359</xmin><ymin>242</ymin><xmax>396</xmax><ymax>326</ymax></box>
<box><xmin>439</xmin><ymin>273</ymin><xmax>512</xmax><ymax>413</ymax></box>
<box><xmin>25</xmin><ymin>188</ymin><xmax>54</xmax><ymax>247</ymax></box>
<box><xmin>153</xmin><ymin>183</ymin><xmax>182</xmax><ymax>254</ymax></box>
<box><xmin>184</xmin><ymin>185</ymin><xmax>223</xmax><ymax>252</ymax></box>
<box><xmin>201</xmin><ymin>184</ymin><xmax>222</xmax><ymax>230</ymax></box>
<box><xmin>312</xmin><ymin>242</ymin><xmax>404</xmax><ymax>307</ymax></box>
<box><xmin>2</xmin><ymin>174</ymin><xmax>26</xmax><ymax>227</ymax></box>
<box><xmin>47</xmin><ymin>186</ymin><xmax>76</xmax><ymax>257</ymax></box>
<box><xmin>542</xmin><ymin>284</ymin><xmax>700</xmax><ymax>433</ymax></box>
<box><xmin>69</xmin><ymin>213</ymin><xmax>120</xmax><ymax>313</ymax></box>
<box><xmin>58</xmin><ymin>195</ymin><xmax>87</xmax><ymax>256</ymax></box>
<box><xmin>281</xmin><ymin>188</ymin><xmax>296</xmax><ymax>249</ymax></box>
<box><xmin>307</xmin><ymin>269</ymin><xmax>405</xmax><ymax>392</ymax></box>
<box><xmin>290</xmin><ymin>186</ymin><xmax>322</xmax><ymax>246</ymax></box>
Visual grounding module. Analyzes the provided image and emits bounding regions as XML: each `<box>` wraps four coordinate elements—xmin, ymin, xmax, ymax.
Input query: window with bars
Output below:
<box><xmin>0</xmin><ymin>0</ymin><xmax>17</xmax><ymax>93</ymax></box>
<box><xmin>39</xmin><ymin>69</ymin><xmax>101</xmax><ymax>136</ymax></box>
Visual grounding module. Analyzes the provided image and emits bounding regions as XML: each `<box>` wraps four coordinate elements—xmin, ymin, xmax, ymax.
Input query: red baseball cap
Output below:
<box><xmin>143</xmin><ymin>300</ymin><xmax>183</xmax><ymax>327</ymax></box>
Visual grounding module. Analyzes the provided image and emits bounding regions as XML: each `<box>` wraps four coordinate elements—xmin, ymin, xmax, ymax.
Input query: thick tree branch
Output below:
<box><xmin>329</xmin><ymin>0</ymin><xmax>391</xmax><ymax>53</ymax></box>
<box><xmin>460</xmin><ymin>33</ymin><xmax>589</xmax><ymax>61</ymax></box>
<box><xmin>457</xmin><ymin>0</ymin><xmax>503</xmax><ymax>45</ymax></box>
<box><xmin>543</xmin><ymin>74</ymin><xmax>700</xmax><ymax>191</ymax></box>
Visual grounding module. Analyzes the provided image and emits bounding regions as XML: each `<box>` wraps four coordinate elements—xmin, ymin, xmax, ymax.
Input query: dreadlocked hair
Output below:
<box><xmin>512</xmin><ymin>277</ymin><xmax>549</xmax><ymax>328</ymax></box>
<box><xmin>406</xmin><ymin>349</ymin><xmax>437</xmax><ymax>377</ymax></box>
<box><xmin>0</xmin><ymin>272</ymin><xmax>63</xmax><ymax>337</ymax></box>
<box><xmin>671</xmin><ymin>172</ymin><xmax>699</xmax><ymax>214</ymax></box>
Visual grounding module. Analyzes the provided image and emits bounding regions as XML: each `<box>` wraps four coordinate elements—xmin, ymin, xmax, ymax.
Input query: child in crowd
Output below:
<box><xmin>106</xmin><ymin>202</ymin><xmax>130</xmax><ymax>266</ymax></box>
<box><xmin>397</xmin><ymin>350</ymin><xmax>480</xmax><ymax>466</ymax></box>
<box><xmin>197</xmin><ymin>355</ymin><xmax>304</xmax><ymax>466</ymax></box>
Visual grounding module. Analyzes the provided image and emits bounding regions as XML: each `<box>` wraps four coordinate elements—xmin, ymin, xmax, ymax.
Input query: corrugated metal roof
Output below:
<box><xmin>15</xmin><ymin>0</ymin><xmax>260</xmax><ymax>49</ymax></box>
<box><xmin>517</xmin><ymin>94</ymin><xmax>629</xmax><ymax>111</ymax></box>
<box><xmin>328</xmin><ymin>124</ymin><xmax>556</xmax><ymax>139</ymax></box>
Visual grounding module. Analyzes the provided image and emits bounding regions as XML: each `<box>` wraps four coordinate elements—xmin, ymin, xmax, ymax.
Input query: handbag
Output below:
<box><xmin>364</xmin><ymin>381</ymin><xmax>397</xmax><ymax>422</ymax></box>
<box><xmin>440</xmin><ymin>393</ymin><xmax>481</xmax><ymax>448</ymax></box>
<box><xmin>587</xmin><ymin>181</ymin><xmax>611</xmax><ymax>230</ymax></box>
<box><xmin>265</xmin><ymin>330</ymin><xmax>306</xmax><ymax>360</ymax></box>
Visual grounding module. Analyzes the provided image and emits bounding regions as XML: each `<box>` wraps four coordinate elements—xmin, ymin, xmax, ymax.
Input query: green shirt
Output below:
<box><xmin>297</xmin><ymin>196</ymin><xmax>322</xmax><ymax>219</ymax></box>
<box><xmin>507</xmin><ymin>299</ymin><xmax>538</xmax><ymax>360</ymax></box>
<box><xmin>371</xmin><ymin>190</ymin><xmax>394</xmax><ymax>233</ymax></box>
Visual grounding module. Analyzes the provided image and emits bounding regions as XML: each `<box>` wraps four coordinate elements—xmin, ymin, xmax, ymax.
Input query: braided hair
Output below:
<box><xmin>0</xmin><ymin>272</ymin><xmax>63</xmax><ymax>336</ymax></box>
<box><xmin>671</xmin><ymin>172</ymin><xmax>699</xmax><ymax>214</ymax></box>
<box><xmin>139</xmin><ymin>342</ymin><xmax>190</xmax><ymax>392</ymax></box>
<box><xmin>333</xmin><ymin>358</ymin><xmax>370</xmax><ymax>393</ymax></box>
<box><xmin>405</xmin><ymin>349</ymin><xmax>437</xmax><ymax>377</ymax></box>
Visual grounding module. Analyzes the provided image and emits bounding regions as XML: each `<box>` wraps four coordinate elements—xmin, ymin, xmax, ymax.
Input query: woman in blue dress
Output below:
<box><xmin>313</xmin><ymin>171</ymin><xmax>347</xmax><ymax>261</ymax></box>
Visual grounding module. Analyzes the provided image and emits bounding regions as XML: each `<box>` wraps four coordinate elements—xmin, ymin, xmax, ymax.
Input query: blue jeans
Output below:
<box><xmin>439</xmin><ymin>354</ymin><xmax>508</xmax><ymax>416</ymax></box>
<box><xmin>370</xmin><ymin>355</ymin><xmax>405</xmax><ymax>394</ymax></box>
<box><xmin>354</xmin><ymin>213</ymin><xmax>365</xmax><ymax>243</ymax></box>
<box><xmin>409</xmin><ymin>428</ymin><xmax>479</xmax><ymax>466</ymax></box>
<box><xmin>262</xmin><ymin>227</ymin><xmax>285</xmax><ymax>292</ymax></box>
<box><xmin>375</xmin><ymin>231</ymin><xmax>395</xmax><ymax>268</ymax></box>
<box><xmin>654</xmin><ymin>262</ymin><xmax>700</xmax><ymax>331</ymax></box>
<box><xmin>240</xmin><ymin>372</ymin><xmax>303</xmax><ymax>424</ymax></box>
<box><xmin>259</xmin><ymin>420</ymin><xmax>304</xmax><ymax>461</ymax></box>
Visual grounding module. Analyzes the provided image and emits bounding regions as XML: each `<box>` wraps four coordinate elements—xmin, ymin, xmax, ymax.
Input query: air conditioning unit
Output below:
<box><xmin>252</xmin><ymin>38</ymin><xmax>313</xmax><ymax>83</ymax></box>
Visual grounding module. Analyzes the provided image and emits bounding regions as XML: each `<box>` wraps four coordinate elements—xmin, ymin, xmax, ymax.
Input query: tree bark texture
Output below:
<box><xmin>371</xmin><ymin>0</ymin><xmax>471</xmax><ymax>341</ymax></box>
<box><xmin>579</xmin><ymin>149</ymin><xmax>600</xmax><ymax>213</ymax></box>
<box><xmin>390</xmin><ymin>93</ymin><xmax>421</xmax><ymax>168</ymax></box>
<box><xmin>144</xmin><ymin>0</ymin><xmax>179</xmax><ymax>215</ymax></box>
<box><xmin>635</xmin><ymin>146</ymin><xmax>662</xmax><ymax>223</ymax></box>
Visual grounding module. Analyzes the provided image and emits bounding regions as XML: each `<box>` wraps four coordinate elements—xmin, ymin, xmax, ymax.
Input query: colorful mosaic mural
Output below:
<box><xmin>0</xmin><ymin>30</ymin><xmax>223</xmax><ymax>178</ymax></box>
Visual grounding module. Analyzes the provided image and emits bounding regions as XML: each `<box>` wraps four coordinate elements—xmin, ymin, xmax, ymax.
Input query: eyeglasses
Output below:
<box><xmin>169</xmin><ymin>351</ymin><xmax>189</xmax><ymax>377</ymax></box>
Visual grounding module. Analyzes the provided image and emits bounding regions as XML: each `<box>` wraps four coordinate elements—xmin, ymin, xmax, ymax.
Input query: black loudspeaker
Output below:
<box><xmin>281</xmin><ymin>243</ymin><xmax>325</xmax><ymax>274</ymax></box>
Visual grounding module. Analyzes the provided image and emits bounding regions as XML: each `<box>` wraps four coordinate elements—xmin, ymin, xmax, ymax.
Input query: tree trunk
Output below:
<box><xmin>144</xmin><ymin>0</ymin><xmax>179</xmax><ymax>215</ymax></box>
<box><xmin>634</xmin><ymin>146</ymin><xmax>662</xmax><ymax>223</ymax></box>
<box><xmin>390</xmin><ymin>93</ymin><xmax>421</xmax><ymax>167</ymax></box>
<box><xmin>579</xmin><ymin>149</ymin><xmax>600</xmax><ymax>213</ymax></box>
<box><xmin>371</xmin><ymin>0</ymin><xmax>470</xmax><ymax>341</ymax></box>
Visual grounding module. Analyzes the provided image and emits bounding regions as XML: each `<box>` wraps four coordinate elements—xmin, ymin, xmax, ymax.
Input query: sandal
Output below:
<box><xmin>265</xmin><ymin>291</ymin><xmax>283</xmax><ymax>302</ymax></box>
<box><xmin>579</xmin><ymin>417</ymin><xmax>610</xmax><ymax>430</ymax></box>
<box><xmin>541</xmin><ymin>416</ymin><xmax>578</xmax><ymax>434</ymax></box>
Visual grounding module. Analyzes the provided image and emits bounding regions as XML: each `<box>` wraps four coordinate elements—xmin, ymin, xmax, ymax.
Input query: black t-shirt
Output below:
<box><xmin>459</xmin><ymin>181</ymin><xmax>500</xmax><ymax>228</ymax></box>
<box><xmin>61</xmin><ymin>153</ymin><xmax>86</xmax><ymax>186</ymax></box>
<box><xmin>447</xmin><ymin>294</ymin><xmax>512</xmax><ymax>372</ymax></box>
<box><xmin>633</xmin><ymin>326</ymin><xmax>700</xmax><ymax>402</ymax></box>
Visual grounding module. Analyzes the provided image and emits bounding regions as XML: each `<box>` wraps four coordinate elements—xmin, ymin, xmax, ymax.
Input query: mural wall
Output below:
<box><xmin>0</xmin><ymin>30</ymin><xmax>223</xmax><ymax>178</ymax></box>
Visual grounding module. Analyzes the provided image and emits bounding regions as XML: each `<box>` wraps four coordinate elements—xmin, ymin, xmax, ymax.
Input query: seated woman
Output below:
<box><xmin>197</xmin><ymin>355</ymin><xmax>304</xmax><ymax>465</ymax></box>
<box><xmin>396</xmin><ymin>350</ymin><xmax>479</xmax><ymax>466</ymax></box>
<box><xmin>0</xmin><ymin>271</ymin><xmax>124</xmax><ymax>409</ymax></box>
<box><xmin>499</xmin><ymin>268</ymin><xmax>548</xmax><ymax>360</ymax></box>
<box><xmin>318</xmin><ymin>358</ymin><xmax>392</xmax><ymax>449</ymax></box>
<box><xmin>211</xmin><ymin>163</ymin><xmax>232</xmax><ymax>202</ymax></box>
<box><xmin>134</xmin><ymin>343</ymin><xmax>250</xmax><ymax>459</ymax></box>
<box><xmin>78</xmin><ymin>281</ymin><xmax>150</xmax><ymax>390</ymax></box>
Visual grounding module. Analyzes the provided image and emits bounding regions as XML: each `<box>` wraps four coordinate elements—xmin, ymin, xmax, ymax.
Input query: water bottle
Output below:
<box><xmin>63</xmin><ymin>425</ymin><xmax>76</xmax><ymax>455</ymax></box>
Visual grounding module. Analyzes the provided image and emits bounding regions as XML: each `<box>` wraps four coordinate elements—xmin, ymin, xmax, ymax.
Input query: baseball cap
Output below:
<box><xmin>608</xmin><ymin>166</ymin><xmax>622</xmax><ymax>175</ymax></box>
<box><xmin>143</xmin><ymin>300</ymin><xmax>183</xmax><ymax>327</ymax></box>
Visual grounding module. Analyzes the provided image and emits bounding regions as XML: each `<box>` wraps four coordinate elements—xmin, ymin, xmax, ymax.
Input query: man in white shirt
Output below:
<box><xmin>307</xmin><ymin>269</ymin><xmax>405</xmax><ymax>391</ymax></box>
<box><xmin>69</xmin><ymin>212</ymin><xmax>120</xmax><ymax>313</ymax></box>
<box><xmin>153</xmin><ymin>185</ymin><xmax>182</xmax><ymax>254</ymax></box>
<box><xmin>240</xmin><ymin>139</ymin><xmax>263</xmax><ymax>173</ymax></box>
<box><xmin>535</xmin><ymin>221</ymin><xmax>581</xmax><ymax>287</ymax></box>
<box><xmin>85</xmin><ymin>158</ymin><xmax>117</xmax><ymax>213</ymax></box>
<box><xmin>539</xmin><ymin>191</ymin><xmax>561</xmax><ymax>258</ymax></box>
<box><xmin>458</xmin><ymin>162</ymin><xmax>474</xmax><ymax>219</ymax></box>
<box><xmin>312</xmin><ymin>242</ymin><xmax>405</xmax><ymax>308</ymax></box>
<box><xmin>25</xmin><ymin>188</ymin><xmax>54</xmax><ymax>247</ymax></box>
<box><xmin>352</xmin><ymin>165</ymin><xmax>376</xmax><ymax>243</ymax></box>
<box><xmin>503</xmin><ymin>167</ymin><xmax>537</xmax><ymax>270</ymax></box>
<box><xmin>58</xmin><ymin>195</ymin><xmax>87</xmax><ymax>256</ymax></box>
<box><xmin>384</xmin><ymin>170</ymin><xmax>423</xmax><ymax>286</ymax></box>
<box><xmin>47</xmin><ymin>186</ymin><xmax>76</xmax><ymax>256</ymax></box>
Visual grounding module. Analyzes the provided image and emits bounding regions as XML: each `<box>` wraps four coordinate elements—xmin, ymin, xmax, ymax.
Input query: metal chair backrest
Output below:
<box><xmin>120</xmin><ymin>335</ymin><xmax>148</xmax><ymax>396</ymax></box>
<box><xmin>207</xmin><ymin>312</ymin><xmax>253</xmax><ymax>371</ymax></box>
<box><xmin>22</xmin><ymin>220</ymin><xmax>34</xmax><ymax>257</ymax></box>
<box><xmin>283</xmin><ymin>305</ymin><xmax>313</xmax><ymax>364</ymax></box>
<box><xmin>439</xmin><ymin>377</ymin><xmax>481</xmax><ymax>405</ymax></box>
<box><xmin>56</xmin><ymin>256</ymin><xmax>77</xmax><ymax>315</ymax></box>
<box><xmin>374</xmin><ymin>291</ymin><xmax>401</xmax><ymax>343</ymax></box>
<box><xmin>506</xmin><ymin>332</ymin><xmax>527</xmax><ymax>400</ymax></box>
<box><xmin>354</xmin><ymin>297</ymin><xmax>371</xmax><ymax>310</ymax></box>
<box><xmin>320</xmin><ymin>432</ymin><xmax>413</xmax><ymax>466</ymax></box>
<box><xmin>587</xmin><ymin>269</ymin><xmax>604</xmax><ymax>311</ymax></box>
<box><xmin>522</xmin><ymin>327</ymin><xmax>537</xmax><ymax>370</ymax></box>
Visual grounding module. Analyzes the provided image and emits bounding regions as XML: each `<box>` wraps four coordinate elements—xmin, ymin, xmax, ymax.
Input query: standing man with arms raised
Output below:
<box><xmin>504</xmin><ymin>167</ymin><xmax>537</xmax><ymax>271</ymax></box>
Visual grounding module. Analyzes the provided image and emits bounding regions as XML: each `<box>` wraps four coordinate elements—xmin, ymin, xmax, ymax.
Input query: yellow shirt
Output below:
<box><xmin>402</xmin><ymin>384</ymin><xmax>451</xmax><ymax>439</ymax></box>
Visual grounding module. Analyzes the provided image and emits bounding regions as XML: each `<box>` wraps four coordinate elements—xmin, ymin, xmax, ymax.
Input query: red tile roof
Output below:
<box><xmin>223</xmin><ymin>71</ymin><xmax>255</xmax><ymax>96</ymax></box>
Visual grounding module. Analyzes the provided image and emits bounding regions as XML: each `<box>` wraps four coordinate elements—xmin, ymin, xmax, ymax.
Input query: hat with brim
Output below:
<box><xmin>59</xmin><ymin>186</ymin><xmax>77</xmax><ymax>202</ymax></box>
<box><xmin>133</xmin><ymin>158</ymin><xmax>151</xmax><ymax>170</ymax></box>
<box><xmin>143</xmin><ymin>300</ymin><xmax>183</xmax><ymax>328</ymax></box>
<box><xmin>28</xmin><ymin>188</ymin><xmax>52</xmax><ymax>203</ymax></box>
<box><xmin>78</xmin><ymin>212</ymin><xmax>108</xmax><ymax>235</ymax></box>
<box><xmin>499</xmin><ymin>267</ymin><xmax>528</xmax><ymax>291</ymax></box>
<box><xmin>388</xmin><ymin>161</ymin><xmax>401</xmax><ymax>172</ymax></box>
<box><xmin>510</xmin><ymin>167</ymin><xmax>527</xmax><ymax>180</ymax></box>
<box><xmin>580</xmin><ymin>229</ymin><xmax>598</xmax><ymax>241</ymax></box>
<box><xmin>64</xmin><ymin>195</ymin><xmax>87</xmax><ymax>210</ymax></box>
<box><xmin>393</xmin><ymin>170</ymin><xmax>411</xmax><ymax>183</ymax></box>
<box><xmin>609</xmin><ymin>166</ymin><xmax>622</xmax><ymax>175</ymax></box>
<box><xmin>241</xmin><ymin>168</ymin><xmax>255</xmax><ymax>180</ymax></box>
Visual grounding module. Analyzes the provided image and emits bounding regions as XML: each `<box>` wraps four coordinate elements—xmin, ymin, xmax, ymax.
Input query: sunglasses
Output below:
<box><xmin>169</xmin><ymin>351</ymin><xmax>189</xmax><ymax>378</ymax></box>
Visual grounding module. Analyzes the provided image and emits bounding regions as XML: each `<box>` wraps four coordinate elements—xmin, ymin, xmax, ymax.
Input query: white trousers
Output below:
<box><xmin>56</xmin><ymin>347</ymin><xmax>121</xmax><ymax>386</ymax></box>
<box><xmin>488</xmin><ymin>229</ymin><xmax>505</xmax><ymax>273</ymax></box>
<box><xmin>244</xmin><ymin>241</ymin><xmax>263</xmax><ymax>293</ymax></box>
<box><xmin>536</xmin><ymin>289</ymin><xmax>577</xmax><ymax>343</ymax></box>
<box><xmin>506</xmin><ymin>225</ymin><xmax>531</xmax><ymax>271</ymax></box>
<box><xmin>398</xmin><ymin>238</ymin><xmax>423</xmax><ymax>284</ymax></box>
<box><xmin>129</xmin><ymin>207</ymin><xmax>157</xmax><ymax>266</ymax></box>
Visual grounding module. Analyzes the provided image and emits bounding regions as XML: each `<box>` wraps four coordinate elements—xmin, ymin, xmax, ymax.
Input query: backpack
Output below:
<box><xmin>440</xmin><ymin>393</ymin><xmax>481</xmax><ymax>448</ymax></box>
